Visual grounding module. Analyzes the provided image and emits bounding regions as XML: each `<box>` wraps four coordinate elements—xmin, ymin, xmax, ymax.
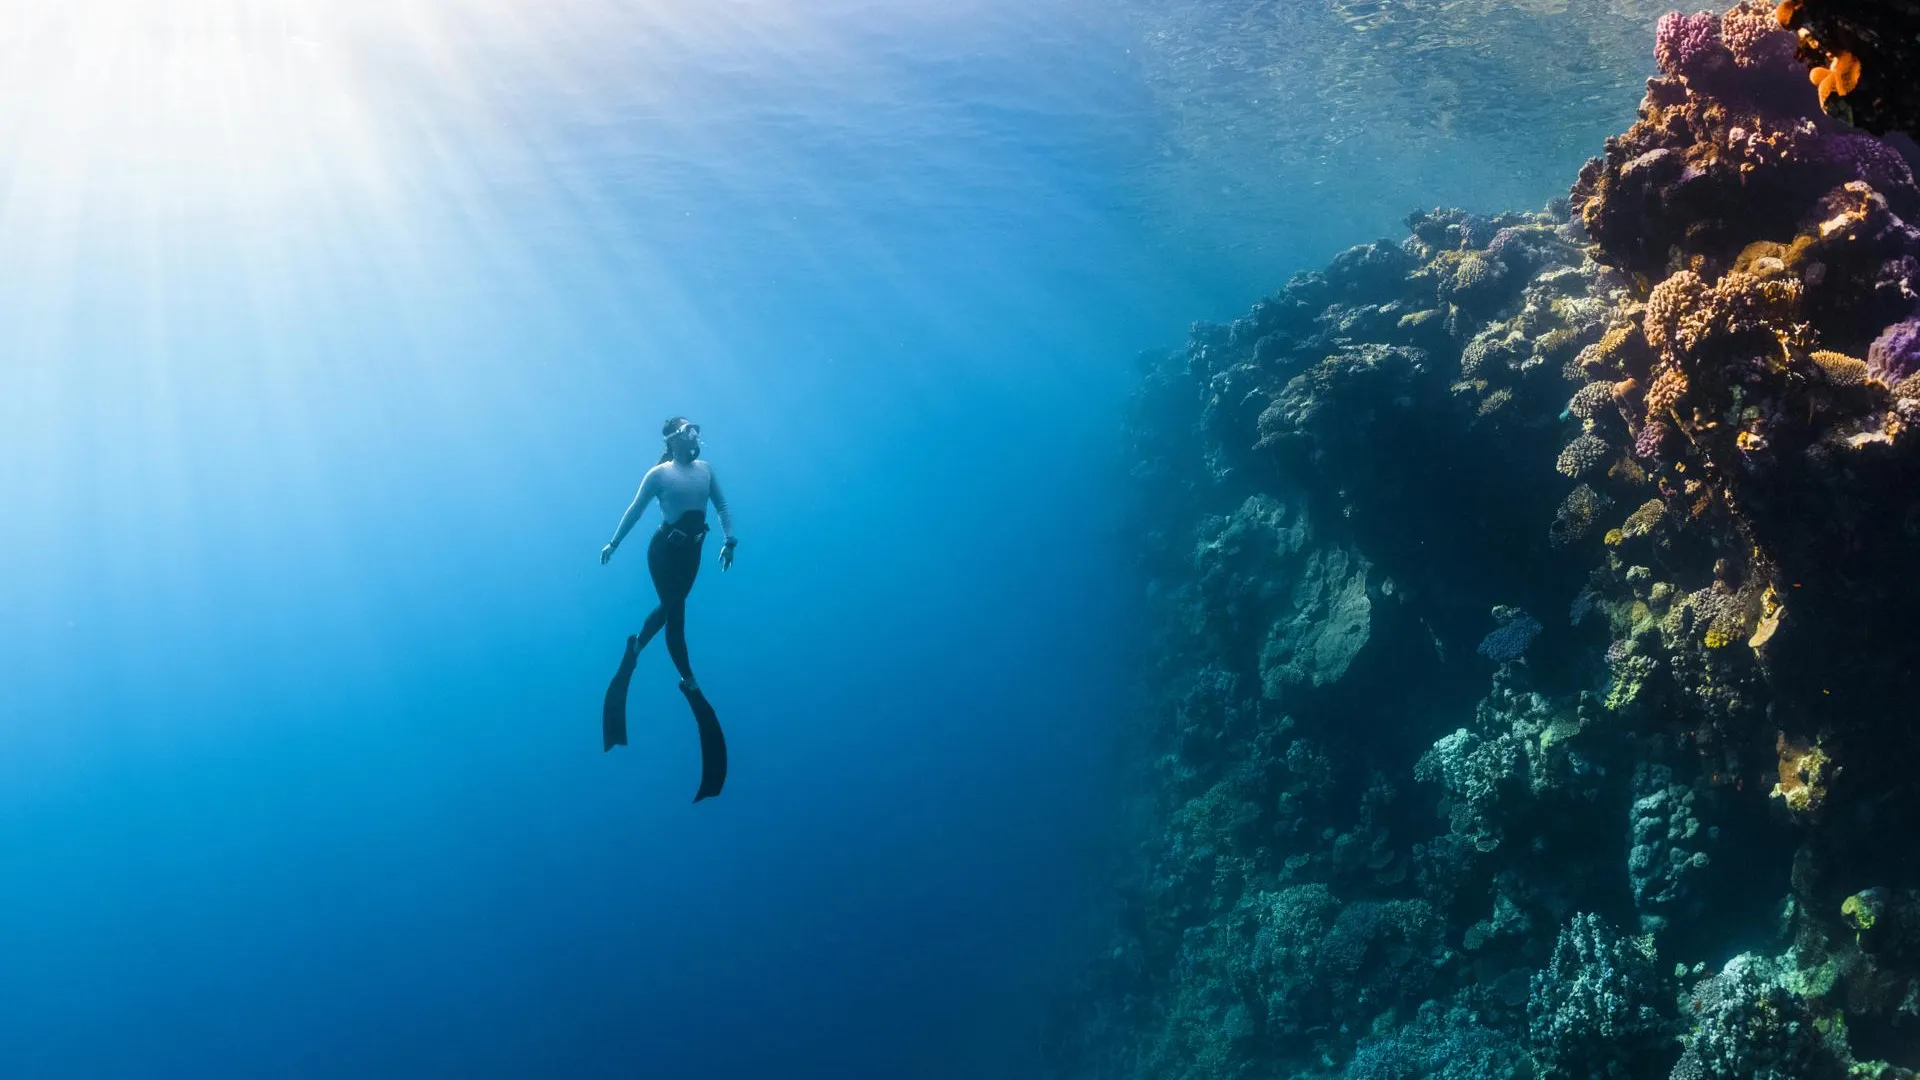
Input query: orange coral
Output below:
<box><xmin>1810</xmin><ymin>52</ymin><xmax>1862</xmax><ymax>108</ymax></box>
<box><xmin>1647</xmin><ymin>368</ymin><xmax>1688</xmax><ymax>416</ymax></box>
<box><xmin>1773</xmin><ymin>0</ymin><xmax>1798</xmax><ymax>26</ymax></box>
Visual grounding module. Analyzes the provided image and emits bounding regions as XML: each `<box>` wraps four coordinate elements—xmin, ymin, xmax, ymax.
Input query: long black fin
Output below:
<box><xmin>682</xmin><ymin>684</ymin><xmax>728</xmax><ymax>801</ymax></box>
<box><xmin>602</xmin><ymin>635</ymin><xmax>640</xmax><ymax>752</ymax></box>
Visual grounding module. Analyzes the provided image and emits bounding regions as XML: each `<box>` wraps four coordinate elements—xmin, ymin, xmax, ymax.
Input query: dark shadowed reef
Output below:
<box><xmin>1050</xmin><ymin>2</ymin><xmax>1920</xmax><ymax>1077</ymax></box>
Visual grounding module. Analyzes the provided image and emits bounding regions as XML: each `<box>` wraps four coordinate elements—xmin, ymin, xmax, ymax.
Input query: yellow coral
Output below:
<box><xmin>1535</xmin><ymin>327</ymin><xmax>1582</xmax><ymax>362</ymax></box>
<box><xmin>1749</xmin><ymin>586</ymin><xmax>1784</xmax><ymax>651</ymax></box>
<box><xmin>1608</xmin><ymin>456</ymin><xmax>1649</xmax><ymax>486</ymax></box>
<box><xmin>1842</xmin><ymin>891</ymin><xmax>1880</xmax><ymax>934</ymax></box>
<box><xmin>1620</xmin><ymin>498</ymin><xmax>1667</xmax><ymax>539</ymax></box>
<box><xmin>1809</xmin><ymin>349</ymin><xmax>1868</xmax><ymax>387</ymax></box>
<box><xmin>1573</xmin><ymin>324</ymin><xmax>1637</xmax><ymax>377</ymax></box>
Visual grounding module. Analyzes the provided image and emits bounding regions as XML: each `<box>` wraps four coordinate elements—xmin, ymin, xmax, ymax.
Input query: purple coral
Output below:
<box><xmin>1868</xmin><ymin>315</ymin><xmax>1920</xmax><ymax>382</ymax></box>
<box><xmin>1654</xmin><ymin>11</ymin><xmax>1724</xmax><ymax>81</ymax></box>
<box><xmin>1820</xmin><ymin>133</ymin><xmax>1920</xmax><ymax>210</ymax></box>
<box><xmin>1634</xmin><ymin>419</ymin><xmax>1671</xmax><ymax>461</ymax></box>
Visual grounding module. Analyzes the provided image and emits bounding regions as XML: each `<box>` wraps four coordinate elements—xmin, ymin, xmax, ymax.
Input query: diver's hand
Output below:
<box><xmin>719</xmin><ymin>538</ymin><xmax>737</xmax><ymax>571</ymax></box>
<box><xmin>600</xmin><ymin>541</ymin><xmax>619</xmax><ymax>565</ymax></box>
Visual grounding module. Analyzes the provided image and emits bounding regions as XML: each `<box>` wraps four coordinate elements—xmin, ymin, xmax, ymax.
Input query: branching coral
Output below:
<box><xmin>1808</xmin><ymin>348</ymin><xmax>1868</xmax><ymax>385</ymax></box>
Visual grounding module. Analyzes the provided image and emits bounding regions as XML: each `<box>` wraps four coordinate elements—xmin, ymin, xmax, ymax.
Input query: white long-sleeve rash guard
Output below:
<box><xmin>632</xmin><ymin>459</ymin><xmax>734</xmax><ymax>540</ymax></box>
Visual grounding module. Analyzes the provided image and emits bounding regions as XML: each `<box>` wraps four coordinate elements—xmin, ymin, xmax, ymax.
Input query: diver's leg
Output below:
<box><xmin>663</xmin><ymin>597</ymin><xmax>694</xmax><ymax>685</ymax></box>
<box><xmin>634</xmin><ymin>605</ymin><xmax>667</xmax><ymax>650</ymax></box>
<box><xmin>659</xmin><ymin>538</ymin><xmax>702</xmax><ymax>687</ymax></box>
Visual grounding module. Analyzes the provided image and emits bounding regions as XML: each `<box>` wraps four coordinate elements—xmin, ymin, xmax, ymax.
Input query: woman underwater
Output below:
<box><xmin>600</xmin><ymin>416</ymin><xmax>737</xmax><ymax>801</ymax></box>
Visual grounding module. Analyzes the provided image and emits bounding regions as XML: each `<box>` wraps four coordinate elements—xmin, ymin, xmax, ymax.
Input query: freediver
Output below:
<box><xmin>600</xmin><ymin>415</ymin><xmax>737</xmax><ymax>801</ymax></box>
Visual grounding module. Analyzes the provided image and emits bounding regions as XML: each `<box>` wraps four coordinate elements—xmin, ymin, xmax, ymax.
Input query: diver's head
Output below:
<box><xmin>660</xmin><ymin>416</ymin><xmax>702</xmax><ymax>462</ymax></box>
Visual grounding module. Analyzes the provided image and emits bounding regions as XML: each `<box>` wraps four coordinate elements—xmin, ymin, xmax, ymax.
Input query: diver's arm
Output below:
<box><xmin>707</xmin><ymin>465</ymin><xmax>738</xmax><ymax>570</ymax></box>
<box><xmin>707</xmin><ymin>466</ymin><xmax>736</xmax><ymax>543</ymax></box>
<box><xmin>601</xmin><ymin>468</ymin><xmax>659</xmax><ymax>564</ymax></box>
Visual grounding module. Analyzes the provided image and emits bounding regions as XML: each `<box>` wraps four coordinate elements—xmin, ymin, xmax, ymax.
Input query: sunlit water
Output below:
<box><xmin>0</xmin><ymin>1</ymin><xmax>1659</xmax><ymax>1075</ymax></box>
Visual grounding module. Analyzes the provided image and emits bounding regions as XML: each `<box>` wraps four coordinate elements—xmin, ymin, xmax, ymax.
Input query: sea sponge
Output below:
<box><xmin>1556</xmin><ymin>433</ymin><xmax>1612</xmax><ymax>478</ymax></box>
<box><xmin>1809</xmin><ymin>349</ymin><xmax>1869</xmax><ymax>386</ymax></box>
<box><xmin>1809</xmin><ymin>52</ymin><xmax>1861</xmax><ymax>109</ymax></box>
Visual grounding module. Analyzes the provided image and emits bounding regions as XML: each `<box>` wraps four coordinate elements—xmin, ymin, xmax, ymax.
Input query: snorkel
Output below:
<box><xmin>659</xmin><ymin>416</ymin><xmax>702</xmax><ymax>462</ymax></box>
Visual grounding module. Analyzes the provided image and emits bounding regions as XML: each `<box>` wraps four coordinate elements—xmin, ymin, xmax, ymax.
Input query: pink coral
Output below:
<box><xmin>1654</xmin><ymin>11</ymin><xmax>1726</xmax><ymax>81</ymax></box>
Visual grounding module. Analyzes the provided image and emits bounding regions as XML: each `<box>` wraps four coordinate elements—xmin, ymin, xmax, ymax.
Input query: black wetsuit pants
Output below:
<box><xmin>636</xmin><ymin>510</ymin><xmax>705</xmax><ymax>681</ymax></box>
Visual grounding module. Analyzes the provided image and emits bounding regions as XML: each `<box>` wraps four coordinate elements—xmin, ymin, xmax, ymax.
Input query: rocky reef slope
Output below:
<box><xmin>1050</xmin><ymin>3</ymin><xmax>1920</xmax><ymax>1077</ymax></box>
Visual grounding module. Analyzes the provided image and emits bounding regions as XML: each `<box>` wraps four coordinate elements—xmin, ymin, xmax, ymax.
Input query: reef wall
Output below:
<box><xmin>1050</xmin><ymin>3</ymin><xmax>1920</xmax><ymax>1077</ymax></box>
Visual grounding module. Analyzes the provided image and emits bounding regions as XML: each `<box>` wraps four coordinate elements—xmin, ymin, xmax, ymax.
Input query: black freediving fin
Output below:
<box><xmin>681</xmin><ymin>683</ymin><xmax>728</xmax><ymax>802</ymax></box>
<box><xmin>603</xmin><ymin>635</ymin><xmax>640</xmax><ymax>752</ymax></box>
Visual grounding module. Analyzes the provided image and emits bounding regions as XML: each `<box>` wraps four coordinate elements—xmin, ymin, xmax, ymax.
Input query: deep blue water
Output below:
<box><xmin>0</xmin><ymin>1</ymin><xmax>1649</xmax><ymax>1075</ymax></box>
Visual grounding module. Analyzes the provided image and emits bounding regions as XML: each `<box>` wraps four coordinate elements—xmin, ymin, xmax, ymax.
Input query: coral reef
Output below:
<box><xmin>1045</xmin><ymin>6</ymin><xmax>1920</xmax><ymax>1077</ymax></box>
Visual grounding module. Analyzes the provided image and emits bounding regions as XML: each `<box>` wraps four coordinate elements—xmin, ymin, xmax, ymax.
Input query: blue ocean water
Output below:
<box><xmin>0</xmin><ymin>2</ymin><xmax>1655</xmax><ymax>1076</ymax></box>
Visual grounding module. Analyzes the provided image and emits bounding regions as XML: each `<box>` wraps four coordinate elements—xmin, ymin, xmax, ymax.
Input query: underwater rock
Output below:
<box><xmin>1258</xmin><ymin>546</ymin><xmax>1374</xmax><ymax>694</ymax></box>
